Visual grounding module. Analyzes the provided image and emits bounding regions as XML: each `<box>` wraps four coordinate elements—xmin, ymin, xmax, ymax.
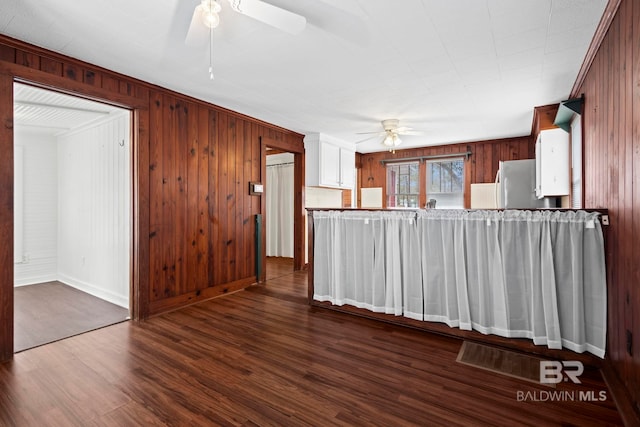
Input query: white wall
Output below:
<box><xmin>14</xmin><ymin>129</ymin><xmax>59</xmax><ymax>285</ymax></box>
<box><xmin>305</xmin><ymin>187</ymin><xmax>343</xmax><ymax>208</ymax></box>
<box><xmin>57</xmin><ymin>111</ymin><xmax>130</xmax><ymax>308</ymax></box>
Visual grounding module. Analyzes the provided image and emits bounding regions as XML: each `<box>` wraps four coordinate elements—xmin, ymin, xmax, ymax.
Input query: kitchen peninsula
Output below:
<box><xmin>307</xmin><ymin>208</ymin><xmax>608</xmax><ymax>360</ymax></box>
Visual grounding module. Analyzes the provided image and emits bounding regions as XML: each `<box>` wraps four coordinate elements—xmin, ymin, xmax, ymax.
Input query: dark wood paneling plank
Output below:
<box><xmin>63</xmin><ymin>62</ymin><xmax>81</xmax><ymax>82</ymax></box>
<box><xmin>148</xmin><ymin>92</ymin><xmax>164</xmax><ymax>302</ymax></box>
<box><xmin>215</xmin><ymin>112</ymin><xmax>229</xmax><ymax>285</ymax></box>
<box><xmin>39</xmin><ymin>56</ymin><xmax>63</xmax><ymax>76</ymax></box>
<box><xmin>0</xmin><ymin>73</ymin><xmax>13</xmax><ymax>361</ymax></box>
<box><xmin>174</xmin><ymin>100</ymin><xmax>189</xmax><ymax>296</ymax></box>
<box><xmin>0</xmin><ymin>44</ymin><xmax>15</xmax><ymax>62</ymax></box>
<box><xmin>162</xmin><ymin>95</ymin><xmax>177</xmax><ymax>298</ymax></box>
<box><xmin>242</xmin><ymin>121</ymin><xmax>253</xmax><ymax>279</ymax></box>
<box><xmin>185</xmin><ymin>102</ymin><xmax>200</xmax><ymax>294</ymax></box>
<box><xmin>227</xmin><ymin>117</ymin><xmax>238</xmax><ymax>283</ymax></box>
<box><xmin>83</xmin><ymin>69</ymin><xmax>101</xmax><ymax>87</ymax></box>
<box><xmin>208</xmin><ymin>110</ymin><xmax>219</xmax><ymax>289</ymax></box>
<box><xmin>101</xmin><ymin>75</ymin><xmax>120</xmax><ymax>93</ymax></box>
<box><xmin>234</xmin><ymin>118</ymin><xmax>245</xmax><ymax>281</ymax></box>
<box><xmin>15</xmin><ymin>49</ymin><xmax>39</xmax><ymax>69</ymax></box>
<box><xmin>630</xmin><ymin>0</ymin><xmax>640</xmax><ymax>406</ymax></box>
<box><xmin>133</xmin><ymin>104</ymin><xmax>151</xmax><ymax>321</ymax></box>
<box><xmin>196</xmin><ymin>106</ymin><xmax>210</xmax><ymax>290</ymax></box>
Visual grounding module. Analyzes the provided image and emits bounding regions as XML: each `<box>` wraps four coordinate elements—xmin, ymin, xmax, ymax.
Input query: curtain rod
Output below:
<box><xmin>379</xmin><ymin>151</ymin><xmax>472</xmax><ymax>165</ymax></box>
<box><xmin>267</xmin><ymin>162</ymin><xmax>295</xmax><ymax>167</ymax></box>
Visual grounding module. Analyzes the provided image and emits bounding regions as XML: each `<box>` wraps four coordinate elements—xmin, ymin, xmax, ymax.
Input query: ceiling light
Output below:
<box><xmin>382</xmin><ymin>132</ymin><xmax>402</xmax><ymax>147</ymax></box>
<box><xmin>200</xmin><ymin>0</ymin><xmax>221</xmax><ymax>28</ymax></box>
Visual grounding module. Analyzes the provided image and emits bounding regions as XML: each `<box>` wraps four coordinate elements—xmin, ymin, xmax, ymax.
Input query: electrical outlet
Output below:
<box><xmin>601</xmin><ymin>215</ymin><xmax>609</xmax><ymax>225</ymax></box>
<box><xmin>626</xmin><ymin>330</ymin><xmax>633</xmax><ymax>356</ymax></box>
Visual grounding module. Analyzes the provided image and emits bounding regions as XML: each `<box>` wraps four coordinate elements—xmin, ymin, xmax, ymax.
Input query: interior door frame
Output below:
<box><xmin>260</xmin><ymin>136</ymin><xmax>305</xmax><ymax>278</ymax></box>
<box><xmin>0</xmin><ymin>65</ymin><xmax>147</xmax><ymax>360</ymax></box>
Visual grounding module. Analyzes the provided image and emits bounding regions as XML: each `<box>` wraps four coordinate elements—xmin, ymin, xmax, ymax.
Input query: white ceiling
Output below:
<box><xmin>1</xmin><ymin>0</ymin><xmax>607</xmax><ymax>152</ymax></box>
<box><xmin>14</xmin><ymin>83</ymin><xmax>124</xmax><ymax>134</ymax></box>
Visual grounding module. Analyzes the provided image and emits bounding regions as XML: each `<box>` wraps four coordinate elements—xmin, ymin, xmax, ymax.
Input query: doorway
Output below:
<box><xmin>13</xmin><ymin>83</ymin><xmax>131</xmax><ymax>352</ymax></box>
<box><xmin>265</xmin><ymin>150</ymin><xmax>295</xmax><ymax>280</ymax></box>
<box><xmin>259</xmin><ymin>136</ymin><xmax>305</xmax><ymax>279</ymax></box>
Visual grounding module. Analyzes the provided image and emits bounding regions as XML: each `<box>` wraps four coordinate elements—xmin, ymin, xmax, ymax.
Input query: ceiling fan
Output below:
<box><xmin>187</xmin><ymin>0</ymin><xmax>307</xmax><ymax>40</ymax></box>
<box><xmin>185</xmin><ymin>0</ymin><xmax>306</xmax><ymax>79</ymax></box>
<box><xmin>357</xmin><ymin>119</ymin><xmax>423</xmax><ymax>151</ymax></box>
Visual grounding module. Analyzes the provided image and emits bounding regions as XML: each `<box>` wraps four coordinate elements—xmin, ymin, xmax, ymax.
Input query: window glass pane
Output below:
<box><xmin>429</xmin><ymin>163</ymin><xmax>440</xmax><ymax>193</ymax></box>
<box><xmin>426</xmin><ymin>158</ymin><xmax>464</xmax><ymax>209</ymax></box>
<box><xmin>386</xmin><ymin>161</ymin><xmax>420</xmax><ymax>208</ymax></box>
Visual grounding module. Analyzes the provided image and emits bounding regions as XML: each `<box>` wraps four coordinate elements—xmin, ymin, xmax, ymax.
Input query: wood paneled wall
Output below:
<box><xmin>358</xmin><ymin>136</ymin><xmax>533</xmax><ymax>208</ymax></box>
<box><xmin>573</xmin><ymin>0</ymin><xmax>640</xmax><ymax>416</ymax></box>
<box><xmin>0</xmin><ymin>35</ymin><xmax>304</xmax><ymax>358</ymax></box>
<box><xmin>0</xmin><ymin>72</ymin><xmax>13</xmax><ymax>361</ymax></box>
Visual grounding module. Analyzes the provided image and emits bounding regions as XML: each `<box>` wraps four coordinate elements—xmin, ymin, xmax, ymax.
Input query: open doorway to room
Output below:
<box><xmin>13</xmin><ymin>82</ymin><xmax>131</xmax><ymax>352</ymax></box>
<box><xmin>265</xmin><ymin>149</ymin><xmax>295</xmax><ymax>280</ymax></box>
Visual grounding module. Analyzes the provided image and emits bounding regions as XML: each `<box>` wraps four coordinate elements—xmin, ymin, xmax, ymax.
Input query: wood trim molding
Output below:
<box><xmin>570</xmin><ymin>0</ymin><xmax>623</xmax><ymax>98</ymax></box>
<box><xmin>148</xmin><ymin>277</ymin><xmax>255</xmax><ymax>315</ymax></box>
<box><xmin>601</xmin><ymin>360</ymin><xmax>640</xmax><ymax>426</ymax></box>
<box><xmin>0</xmin><ymin>73</ymin><xmax>14</xmax><ymax>361</ymax></box>
<box><xmin>0</xmin><ymin>61</ymin><xmax>148</xmax><ymax>109</ymax></box>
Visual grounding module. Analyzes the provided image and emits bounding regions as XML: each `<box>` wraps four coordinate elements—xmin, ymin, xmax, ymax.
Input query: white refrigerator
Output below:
<box><xmin>496</xmin><ymin>159</ymin><xmax>553</xmax><ymax>209</ymax></box>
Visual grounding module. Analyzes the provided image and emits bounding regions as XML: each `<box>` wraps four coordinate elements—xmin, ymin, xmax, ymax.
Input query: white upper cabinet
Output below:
<box><xmin>339</xmin><ymin>148</ymin><xmax>355</xmax><ymax>188</ymax></box>
<box><xmin>535</xmin><ymin>128</ymin><xmax>570</xmax><ymax>198</ymax></box>
<box><xmin>305</xmin><ymin>133</ymin><xmax>355</xmax><ymax>189</ymax></box>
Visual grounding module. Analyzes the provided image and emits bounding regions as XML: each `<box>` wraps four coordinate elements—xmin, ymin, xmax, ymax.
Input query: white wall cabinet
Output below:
<box><xmin>304</xmin><ymin>133</ymin><xmax>355</xmax><ymax>189</ymax></box>
<box><xmin>535</xmin><ymin>128</ymin><xmax>570</xmax><ymax>198</ymax></box>
<box><xmin>339</xmin><ymin>147</ymin><xmax>355</xmax><ymax>188</ymax></box>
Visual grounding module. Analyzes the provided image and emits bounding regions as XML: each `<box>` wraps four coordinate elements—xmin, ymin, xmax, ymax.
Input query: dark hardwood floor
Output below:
<box><xmin>0</xmin><ymin>259</ymin><xmax>622</xmax><ymax>426</ymax></box>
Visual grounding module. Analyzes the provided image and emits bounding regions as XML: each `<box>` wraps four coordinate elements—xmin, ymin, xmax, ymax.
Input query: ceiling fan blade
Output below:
<box><xmin>185</xmin><ymin>5</ymin><xmax>209</xmax><ymax>45</ymax></box>
<box><xmin>355</xmin><ymin>130</ymin><xmax>385</xmax><ymax>135</ymax></box>
<box><xmin>231</xmin><ymin>0</ymin><xmax>306</xmax><ymax>34</ymax></box>
<box><xmin>395</xmin><ymin>126</ymin><xmax>412</xmax><ymax>132</ymax></box>
<box><xmin>163</xmin><ymin>0</ymin><xmax>201</xmax><ymax>57</ymax></box>
<box><xmin>263</xmin><ymin>0</ymin><xmax>369</xmax><ymax>46</ymax></box>
<box><xmin>355</xmin><ymin>135</ymin><xmax>380</xmax><ymax>144</ymax></box>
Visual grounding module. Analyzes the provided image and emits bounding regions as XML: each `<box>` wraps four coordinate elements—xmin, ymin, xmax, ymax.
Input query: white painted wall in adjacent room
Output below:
<box><xmin>57</xmin><ymin>112</ymin><xmax>130</xmax><ymax>308</ymax></box>
<box><xmin>14</xmin><ymin>129</ymin><xmax>58</xmax><ymax>286</ymax></box>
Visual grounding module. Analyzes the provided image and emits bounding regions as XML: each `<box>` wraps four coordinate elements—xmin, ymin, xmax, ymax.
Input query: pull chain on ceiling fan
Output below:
<box><xmin>189</xmin><ymin>0</ymin><xmax>221</xmax><ymax>79</ymax></box>
<box><xmin>187</xmin><ymin>0</ymin><xmax>307</xmax><ymax>80</ymax></box>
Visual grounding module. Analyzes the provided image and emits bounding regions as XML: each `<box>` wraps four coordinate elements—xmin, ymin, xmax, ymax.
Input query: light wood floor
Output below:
<box><xmin>14</xmin><ymin>282</ymin><xmax>130</xmax><ymax>352</ymax></box>
<box><xmin>0</xmin><ymin>259</ymin><xmax>622</xmax><ymax>426</ymax></box>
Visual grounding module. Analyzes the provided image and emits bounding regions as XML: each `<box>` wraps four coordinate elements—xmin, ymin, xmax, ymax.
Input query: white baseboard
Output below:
<box><xmin>57</xmin><ymin>273</ymin><xmax>129</xmax><ymax>309</ymax></box>
<box><xmin>14</xmin><ymin>274</ymin><xmax>58</xmax><ymax>287</ymax></box>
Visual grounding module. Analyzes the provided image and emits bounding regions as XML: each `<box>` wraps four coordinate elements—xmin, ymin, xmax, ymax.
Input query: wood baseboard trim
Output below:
<box><xmin>310</xmin><ymin>300</ymin><xmax>603</xmax><ymax>368</ymax></box>
<box><xmin>149</xmin><ymin>277</ymin><xmax>255</xmax><ymax>316</ymax></box>
<box><xmin>601</xmin><ymin>361</ymin><xmax>640</xmax><ymax>427</ymax></box>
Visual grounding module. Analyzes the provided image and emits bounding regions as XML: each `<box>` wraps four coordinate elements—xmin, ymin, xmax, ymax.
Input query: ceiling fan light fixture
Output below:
<box><xmin>200</xmin><ymin>0</ymin><xmax>222</xmax><ymax>28</ymax></box>
<box><xmin>382</xmin><ymin>132</ymin><xmax>402</xmax><ymax>147</ymax></box>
